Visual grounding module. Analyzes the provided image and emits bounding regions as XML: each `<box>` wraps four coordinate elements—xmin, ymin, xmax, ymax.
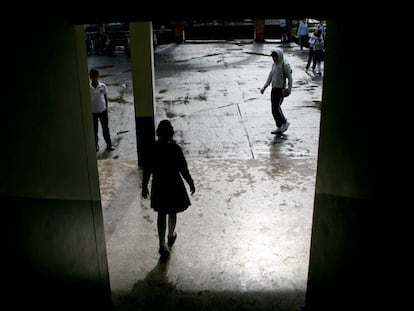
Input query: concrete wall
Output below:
<box><xmin>1</xmin><ymin>18</ymin><xmax>111</xmax><ymax>309</ymax></box>
<box><xmin>304</xmin><ymin>19</ymin><xmax>389</xmax><ymax>310</ymax></box>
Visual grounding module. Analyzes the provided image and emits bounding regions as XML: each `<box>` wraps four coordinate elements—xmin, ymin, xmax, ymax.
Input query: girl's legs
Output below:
<box><xmin>167</xmin><ymin>213</ymin><xmax>177</xmax><ymax>247</ymax></box>
<box><xmin>157</xmin><ymin>212</ymin><xmax>178</xmax><ymax>256</ymax></box>
<box><xmin>157</xmin><ymin>212</ymin><xmax>170</xmax><ymax>258</ymax></box>
<box><xmin>168</xmin><ymin>213</ymin><xmax>177</xmax><ymax>238</ymax></box>
<box><xmin>157</xmin><ymin>212</ymin><xmax>167</xmax><ymax>248</ymax></box>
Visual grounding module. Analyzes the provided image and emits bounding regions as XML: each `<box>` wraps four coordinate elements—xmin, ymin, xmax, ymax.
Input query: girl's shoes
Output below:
<box><xmin>158</xmin><ymin>233</ymin><xmax>177</xmax><ymax>259</ymax></box>
<box><xmin>158</xmin><ymin>245</ymin><xmax>170</xmax><ymax>259</ymax></box>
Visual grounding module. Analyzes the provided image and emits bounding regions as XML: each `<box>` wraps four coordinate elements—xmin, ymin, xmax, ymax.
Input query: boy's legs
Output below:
<box><xmin>300</xmin><ymin>35</ymin><xmax>307</xmax><ymax>50</ymax></box>
<box><xmin>92</xmin><ymin>113</ymin><xmax>99</xmax><ymax>149</ymax></box>
<box><xmin>271</xmin><ymin>88</ymin><xmax>287</xmax><ymax>128</ymax></box>
<box><xmin>98</xmin><ymin>110</ymin><xmax>113</xmax><ymax>148</ymax></box>
<box><xmin>306</xmin><ymin>47</ymin><xmax>314</xmax><ymax>70</ymax></box>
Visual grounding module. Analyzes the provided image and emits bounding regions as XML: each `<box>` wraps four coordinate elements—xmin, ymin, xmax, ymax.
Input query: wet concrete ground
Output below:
<box><xmin>89</xmin><ymin>40</ymin><xmax>323</xmax><ymax>310</ymax></box>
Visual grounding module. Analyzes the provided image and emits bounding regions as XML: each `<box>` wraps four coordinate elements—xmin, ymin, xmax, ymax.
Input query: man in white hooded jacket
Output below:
<box><xmin>260</xmin><ymin>48</ymin><xmax>293</xmax><ymax>134</ymax></box>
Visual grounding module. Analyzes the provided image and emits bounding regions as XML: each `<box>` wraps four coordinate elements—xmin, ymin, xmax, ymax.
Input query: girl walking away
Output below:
<box><xmin>141</xmin><ymin>119</ymin><xmax>196</xmax><ymax>259</ymax></box>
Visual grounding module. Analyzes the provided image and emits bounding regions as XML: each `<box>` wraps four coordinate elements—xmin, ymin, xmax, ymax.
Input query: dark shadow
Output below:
<box><xmin>97</xmin><ymin>149</ymin><xmax>119</xmax><ymax>160</ymax></box>
<box><xmin>112</xmin><ymin>256</ymin><xmax>306</xmax><ymax>310</ymax></box>
<box><xmin>112</xmin><ymin>256</ymin><xmax>176</xmax><ymax>310</ymax></box>
<box><xmin>305</xmin><ymin>70</ymin><xmax>324</xmax><ymax>81</ymax></box>
<box><xmin>271</xmin><ymin>133</ymin><xmax>289</xmax><ymax>145</ymax></box>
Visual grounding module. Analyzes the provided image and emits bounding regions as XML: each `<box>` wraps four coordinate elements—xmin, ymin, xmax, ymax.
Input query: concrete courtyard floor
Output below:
<box><xmin>89</xmin><ymin>39</ymin><xmax>323</xmax><ymax>310</ymax></box>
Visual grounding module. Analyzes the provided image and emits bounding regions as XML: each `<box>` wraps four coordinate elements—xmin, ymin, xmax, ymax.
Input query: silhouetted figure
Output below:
<box><xmin>141</xmin><ymin>120</ymin><xmax>195</xmax><ymax>259</ymax></box>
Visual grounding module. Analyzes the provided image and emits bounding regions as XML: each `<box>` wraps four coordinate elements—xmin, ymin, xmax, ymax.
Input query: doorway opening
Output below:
<box><xmin>86</xmin><ymin>19</ymin><xmax>324</xmax><ymax>310</ymax></box>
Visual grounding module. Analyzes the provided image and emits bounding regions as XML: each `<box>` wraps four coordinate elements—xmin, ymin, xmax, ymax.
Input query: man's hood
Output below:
<box><xmin>275</xmin><ymin>48</ymin><xmax>284</xmax><ymax>63</ymax></box>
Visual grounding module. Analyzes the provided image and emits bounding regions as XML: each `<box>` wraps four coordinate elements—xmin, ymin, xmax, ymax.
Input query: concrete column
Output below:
<box><xmin>304</xmin><ymin>19</ymin><xmax>388</xmax><ymax>310</ymax></box>
<box><xmin>129</xmin><ymin>22</ymin><xmax>156</xmax><ymax>167</ymax></box>
<box><xmin>1</xmin><ymin>18</ymin><xmax>111</xmax><ymax>309</ymax></box>
<box><xmin>254</xmin><ymin>19</ymin><xmax>265</xmax><ymax>42</ymax></box>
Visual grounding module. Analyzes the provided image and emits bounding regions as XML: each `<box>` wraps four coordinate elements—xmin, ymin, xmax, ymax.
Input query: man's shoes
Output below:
<box><xmin>167</xmin><ymin>233</ymin><xmax>177</xmax><ymax>248</ymax></box>
<box><xmin>280</xmin><ymin>121</ymin><xmax>290</xmax><ymax>133</ymax></box>
<box><xmin>271</xmin><ymin>128</ymin><xmax>281</xmax><ymax>134</ymax></box>
<box><xmin>106</xmin><ymin>145</ymin><xmax>115</xmax><ymax>151</ymax></box>
<box><xmin>159</xmin><ymin>245</ymin><xmax>170</xmax><ymax>259</ymax></box>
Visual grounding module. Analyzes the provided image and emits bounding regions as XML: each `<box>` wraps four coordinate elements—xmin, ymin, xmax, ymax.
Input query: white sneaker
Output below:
<box><xmin>271</xmin><ymin>128</ymin><xmax>281</xmax><ymax>134</ymax></box>
<box><xmin>280</xmin><ymin>121</ymin><xmax>290</xmax><ymax>133</ymax></box>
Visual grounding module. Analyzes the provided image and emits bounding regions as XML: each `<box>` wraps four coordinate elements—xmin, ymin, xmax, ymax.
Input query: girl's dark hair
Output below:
<box><xmin>156</xmin><ymin>119</ymin><xmax>174</xmax><ymax>140</ymax></box>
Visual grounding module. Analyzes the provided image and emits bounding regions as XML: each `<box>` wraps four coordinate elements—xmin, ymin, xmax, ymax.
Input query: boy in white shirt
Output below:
<box><xmin>89</xmin><ymin>68</ymin><xmax>115</xmax><ymax>152</ymax></box>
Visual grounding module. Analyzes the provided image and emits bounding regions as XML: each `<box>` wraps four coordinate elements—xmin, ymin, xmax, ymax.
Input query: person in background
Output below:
<box><xmin>312</xmin><ymin>30</ymin><xmax>325</xmax><ymax>76</ymax></box>
<box><xmin>280</xmin><ymin>19</ymin><xmax>289</xmax><ymax>43</ymax></box>
<box><xmin>317</xmin><ymin>20</ymin><xmax>326</xmax><ymax>41</ymax></box>
<box><xmin>89</xmin><ymin>68</ymin><xmax>115</xmax><ymax>152</ymax></box>
<box><xmin>260</xmin><ymin>48</ymin><xmax>293</xmax><ymax>134</ymax></box>
<box><xmin>142</xmin><ymin>119</ymin><xmax>196</xmax><ymax>259</ymax></box>
<box><xmin>94</xmin><ymin>24</ymin><xmax>108</xmax><ymax>55</ymax></box>
<box><xmin>296</xmin><ymin>19</ymin><xmax>309</xmax><ymax>51</ymax></box>
<box><xmin>306</xmin><ymin>29</ymin><xmax>318</xmax><ymax>72</ymax></box>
